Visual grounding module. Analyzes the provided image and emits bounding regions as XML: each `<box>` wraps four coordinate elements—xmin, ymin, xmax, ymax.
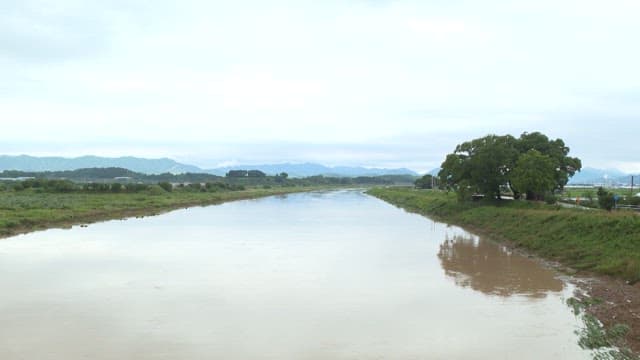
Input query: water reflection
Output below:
<box><xmin>438</xmin><ymin>234</ymin><xmax>564</xmax><ymax>298</ymax></box>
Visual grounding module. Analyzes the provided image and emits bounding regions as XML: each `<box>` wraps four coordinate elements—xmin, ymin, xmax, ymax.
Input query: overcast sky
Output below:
<box><xmin>1</xmin><ymin>0</ymin><xmax>639</xmax><ymax>172</ymax></box>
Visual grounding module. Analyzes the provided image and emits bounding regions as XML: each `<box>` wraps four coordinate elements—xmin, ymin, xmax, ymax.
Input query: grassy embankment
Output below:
<box><xmin>0</xmin><ymin>186</ymin><xmax>325</xmax><ymax>239</ymax></box>
<box><xmin>368</xmin><ymin>187</ymin><xmax>640</xmax><ymax>282</ymax></box>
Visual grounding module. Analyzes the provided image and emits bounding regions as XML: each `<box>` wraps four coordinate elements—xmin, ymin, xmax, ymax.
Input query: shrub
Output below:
<box><xmin>47</xmin><ymin>180</ymin><xmax>76</xmax><ymax>192</ymax></box>
<box><xmin>597</xmin><ymin>187</ymin><xmax>615</xmax><ymax>211</ymax></box>
<box><xmin>84</xmin><ymin>182</ymin><xmax>110</xmax><ymax>192</ymax></box>
<box><xmin>146</xmin><ymin>185</ymin><xmax>166</xmax><ymax>195</ymax></box>
<box><xmin>544</xmin><ymin>193</ymin><xmax>557</xmax><ymax>205</ymax></box>
<box><xmin>187</xmin><ymin>183</ymin><xmax>201</xmax><ymax>191</ymax></box>
<box><xmin>125</xmin><ymin>183</ymin><xmax>149</xmax><ymax>193</ymax></box>
<box><xmin>110</xmin><ymin>183</ymin><xmax>123</xmax><ymax>192</ymax></box>
<box><xmin>157</xmin><ymin>182</ymin><xmax>173</xmax><ymax>192</ymax></box>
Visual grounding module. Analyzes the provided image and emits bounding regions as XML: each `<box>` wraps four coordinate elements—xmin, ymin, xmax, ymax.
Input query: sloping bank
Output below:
<box><xmin>368</xmin><ymin>187</ymin><xmax>640</xmax><ymax>282</ymax></box>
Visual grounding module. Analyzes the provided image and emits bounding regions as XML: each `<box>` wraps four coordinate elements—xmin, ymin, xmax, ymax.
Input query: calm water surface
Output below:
<box><xmin>0</xmin><ymin>190</ymin><xmax>589</xmax><ymax>359</ymax></box>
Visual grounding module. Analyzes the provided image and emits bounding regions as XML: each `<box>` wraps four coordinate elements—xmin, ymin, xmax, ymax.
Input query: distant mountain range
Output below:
<box><xmin>206</xmin><ymin>163</ymin><xmax>418</xmax><ymax>177</ymax></box>
<box><xmin>0</xmin><ymin>155</ymin><xmax>201</xmax><ymax>174</ymax></box>
<box><xmin>4</xmin><ymin>155</ymin><xmax>635</xmax><ymax>183</ymax></box>
<box><xmin>568</xmin><ymin>167</ymin><xmax>638</xmax><ymax>186</ymax></box>
<box><xmin>0</xmin><ymin>155</ymin><xmax>419</xmax><ymax>178</ymax></box>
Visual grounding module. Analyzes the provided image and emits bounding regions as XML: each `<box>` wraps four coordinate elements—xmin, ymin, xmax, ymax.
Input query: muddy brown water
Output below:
<box><xmin>0</xmin><ymin>190</ymin><xmax>589</xmax><ymax>359</ymax></box>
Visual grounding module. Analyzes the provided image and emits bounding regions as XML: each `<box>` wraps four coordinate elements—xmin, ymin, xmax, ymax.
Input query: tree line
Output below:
<box><xmin>0</xmin><ymin>170</ymin><xmax>418</xmax><ymax>194</ymax></box>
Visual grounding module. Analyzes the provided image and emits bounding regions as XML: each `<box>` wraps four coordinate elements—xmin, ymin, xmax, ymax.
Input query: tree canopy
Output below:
<box><xmin>414</xmin><ymin>174</ymin><xmax>435</xmax><ymax>189</ymax></box>
<box><xmin>438</xmin><ymin>132</ymin><xmax>581</xmax><ymax>200</ymax></box>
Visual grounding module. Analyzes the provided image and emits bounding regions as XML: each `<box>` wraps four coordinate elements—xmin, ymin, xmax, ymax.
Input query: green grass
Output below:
<box><xmin>0</xmin><ymin>186</ymin><xmax>326</xmax><ymax>238</ymax></box>
<box><xmin>368</xmin><ymin>187</ymin><xmax>640</xmax><ymax>282</ymax></box>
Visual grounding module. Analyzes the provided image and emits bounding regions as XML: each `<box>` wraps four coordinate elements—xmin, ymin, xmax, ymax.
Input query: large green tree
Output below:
<box><xmin>438</xmin><ymin>132</ymin><xmax>581</xmax><ymax>200</ymax></box>
<box><xmin>510</xmin><ymin>150</ymin><xmax>556</xmax><ymax>200</ymax></box>
<box><xmin>515</xmin><ymin>132</ymin><xmax>582</xmax><ymax>191</ymax></box>
<box><xmin>439</xmin><ymin>134</ymin><xmax>518</xmax><ymax>199</ymax></box>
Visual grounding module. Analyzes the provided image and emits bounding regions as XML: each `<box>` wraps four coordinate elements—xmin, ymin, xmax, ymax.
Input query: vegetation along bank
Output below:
<box><xmin>0</xmin><ymin>184</ymin><xmax>324</xmax><ymax>239</ymax></box>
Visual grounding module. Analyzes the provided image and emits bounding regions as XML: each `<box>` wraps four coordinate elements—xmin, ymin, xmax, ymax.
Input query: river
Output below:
<box><xmin>0</xmin><ymin>190</ymin><xmax>589</xmax><ymax>359</ymax></box>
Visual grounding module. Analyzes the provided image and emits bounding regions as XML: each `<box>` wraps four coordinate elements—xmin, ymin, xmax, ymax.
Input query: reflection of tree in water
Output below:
<box><xmin>438</xmin><ymin>234</ymin><xmax>563</xmax><ymax>298</ymax></box>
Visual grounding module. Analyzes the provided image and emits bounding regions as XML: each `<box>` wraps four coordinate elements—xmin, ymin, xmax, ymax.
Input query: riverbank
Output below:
<box><xmin>367</xmin><ymin>187</ymin><xmax>640</xmax><ymax>354</ymax></box>
<box><xmin>0</xmin><ymin>186</ymin><xmax>326</xmax><ymax>239</ymax></box>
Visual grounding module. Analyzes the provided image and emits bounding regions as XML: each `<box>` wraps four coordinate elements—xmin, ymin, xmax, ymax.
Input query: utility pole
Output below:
<box><xmin>632</xmin><ymin>175</ymin><xmax>635</xmax><ymax>198</ymax></box>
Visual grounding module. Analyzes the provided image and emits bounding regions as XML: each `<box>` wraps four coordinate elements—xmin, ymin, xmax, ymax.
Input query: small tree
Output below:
<box><xmin>111</xmin><ymin>183</ymin><xmax>123</xmax><ymax>192</ymax></box>
<box><xmin>414</xmin><ymin>174</ymin><xmax>434</xmax><ymax>189</ymax></box>
<box><xmin>597</xmin><ymin>187</ymin><xmax>615</xmax><ymax>211</ymax></box>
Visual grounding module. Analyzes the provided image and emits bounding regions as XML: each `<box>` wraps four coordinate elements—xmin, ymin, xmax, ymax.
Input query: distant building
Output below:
<box><xmin>0</xmin><ymin>177</ymin><xmax>35</xmax><ymax>181</ymax></box>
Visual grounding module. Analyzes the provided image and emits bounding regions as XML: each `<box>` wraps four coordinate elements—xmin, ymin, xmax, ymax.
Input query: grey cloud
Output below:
<box><xmin>0</xmin><ymin>0</ymin><xmax>171</xmax><ymax>62</ymax></box>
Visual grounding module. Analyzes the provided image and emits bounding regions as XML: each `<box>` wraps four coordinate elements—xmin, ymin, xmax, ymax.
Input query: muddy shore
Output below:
<box><xmin>581</xmin><ymin>276</ymin><xmax>640</xmax><ymax>353</ymax></box>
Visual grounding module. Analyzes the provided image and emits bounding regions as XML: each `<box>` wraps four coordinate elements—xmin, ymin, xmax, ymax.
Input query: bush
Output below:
<box><xmin>111</xmin><ymin>183</ymin><xmax>123</xmax><ymax>192</ymax></box>
<box><xmin>22</xmin><ymin>179</ymin><xmax>43</xmax><ymax>188</ymax></box>
<box><xmin>125</xmin><ymin>183</ymin><xmax>149</xmax><ymax>193</ymax></box>
<box><xmin>146</xmin><ymin>185</ymin><xmax>166</xmax><ymax>195</ymax></box>
<box><xmin>84</xmin><ymin>182</ymin><xmax>110</xmax><ymax>192</ymax></box>
<box><xmin>187</xmin><ymin>183</ymin><xmax>202</xmax><ymax>191</ymax></box>
<box><xmin>157</xmin><ymin>182</ymin><xmax>173</xmax><ymax>192</ymax></box>
<box><xmin>544</xmin><ymin>193</ymin><xmax>557</xmax><ymax>205</ymax></box>
<box><xmin>205</xmin><ymin>182</ymin><xmax>228</xmax><ymax>191</ymax></box>
<box><xmin>414</xmin><ymin>174</ymin><xmax>434</xmax><ymax>189</ymax></box>
<box><xmin>47</xmin><ymin>180</ymin><xmax>76</xmax><ymax>192</ymax></box>
<box><xmin>597</xmin><ymin>187</ymin><xmax>615</xmax><ymax>211</ymax></box>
